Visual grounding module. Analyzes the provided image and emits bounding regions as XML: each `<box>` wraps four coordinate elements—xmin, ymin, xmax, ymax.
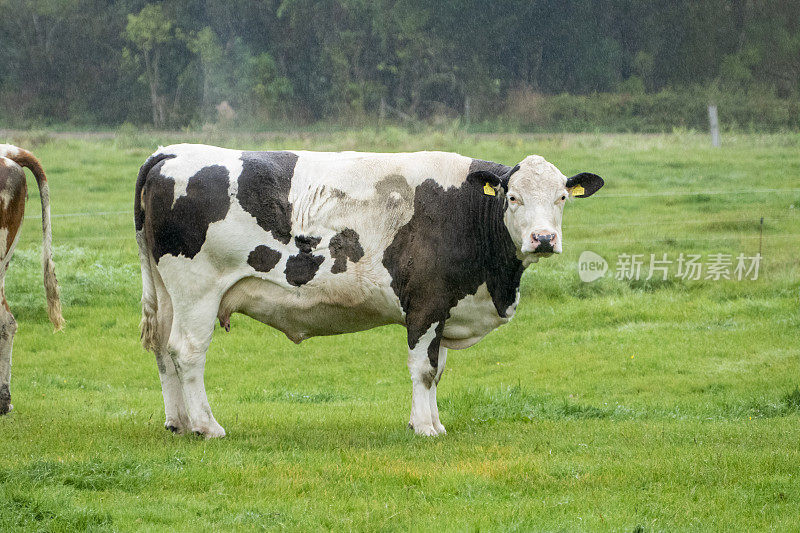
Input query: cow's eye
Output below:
<box><xmin>560</xmin><ymin>194</ymin><xmax>566</xmax><ymax>201</ymax></box>
<box><xmin>508</xmin><ymin>194</ymin><xmax>517</xmax><ymax>203</ymax></box>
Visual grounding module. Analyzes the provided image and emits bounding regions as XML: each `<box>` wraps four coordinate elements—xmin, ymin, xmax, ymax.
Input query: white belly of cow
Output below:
<box><xmin>219</xmin><ymin>273</ymin><xmax>405</xmax><ymax>343</ymax></box>
<box><xmin>441</xmin><ymin>283</ymin><xmax>516</xmax><ymax>349</ymax></box>
<box><xmin>219</xmin><ymin>276</ymin><xmax>514</xmax><ymax>348</ymax></box>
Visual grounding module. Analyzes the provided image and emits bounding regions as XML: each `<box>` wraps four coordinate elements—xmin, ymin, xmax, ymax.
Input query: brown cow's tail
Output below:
<box><xmin>5</xmin><ymin>147</ymin><xmax>65</xmax><ymax>331</ymax></box>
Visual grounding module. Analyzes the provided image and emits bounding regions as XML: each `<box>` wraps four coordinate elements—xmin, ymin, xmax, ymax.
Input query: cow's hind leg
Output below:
<box><xmin>157</xmin><ymin>350</ymin><xmax>190</xmax><ymax>433</ymax></box>
<box><xmin>0</xmin><ymin>294</ymin><xmax>17</xmax><ymax>415</ymax></box>
<box><xmin>168</xmin><ymin>301</ymin><xmax>225</xmax><ymax>438</ymax></box>
<box><xmin>150</xmin><ymin>274</ymin><xmax>190</xmax><ymax>433</ymax></box>
<box><xmin>406</xmin><ymin>320</ymin><xmax>445</xmax><ymax>437</ymax></box>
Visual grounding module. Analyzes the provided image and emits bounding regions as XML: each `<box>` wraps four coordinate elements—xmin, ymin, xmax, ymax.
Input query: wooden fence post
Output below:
<box><xmin>708</xmin><ymin>104</ymin><xmax>720</xmax><ymax>147</ymax></box>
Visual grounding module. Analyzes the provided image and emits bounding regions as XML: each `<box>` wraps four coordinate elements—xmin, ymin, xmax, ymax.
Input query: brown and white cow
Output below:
<box><xmin>0</xmin><ymin>145</ymin><xmax>65</xmax><ymax>414</ymax></box>
<box><xmin>135</xmin><ymin>144</ymin><xmax>603</xmax><ymax>437</ymax></box>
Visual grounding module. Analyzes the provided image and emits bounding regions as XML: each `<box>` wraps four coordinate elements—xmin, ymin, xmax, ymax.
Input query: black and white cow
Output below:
<box><xmin>135</xmin><ymin>145</ymin><xmax>603</xmax><ymax>437</ymax></box>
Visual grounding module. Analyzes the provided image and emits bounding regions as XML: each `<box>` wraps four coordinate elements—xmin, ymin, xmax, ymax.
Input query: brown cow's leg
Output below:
<box><xmin>0</xmin><ymin>290</ymin><xmax>17</xmax><ymax>415</ymax></box>
<box><xmin>0</xmin><ymin>156</ymin><xmax>30</xmax><ymax>414</ymax></box>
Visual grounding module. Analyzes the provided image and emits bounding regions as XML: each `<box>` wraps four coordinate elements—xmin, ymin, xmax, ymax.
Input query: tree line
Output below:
<box><xmin>1</xmin><ymin>0</ymin><xmax>798</xmax><ymax>129</ymax></box>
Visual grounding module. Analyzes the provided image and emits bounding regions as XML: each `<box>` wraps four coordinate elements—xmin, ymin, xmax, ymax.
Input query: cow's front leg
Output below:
<box><xmin>429</xmin><ymin>346</ymin><xmax>447</xmax><ymax>435</ymax></box>
<box><xmin>406</xmin><ymin>320</ymin><xmax>445</xmax><ymax>437</ymax></box>
<box><xmin>168</xmin><ymin>309</ymin><xmax>225</xmax><ymax>438</ymax></box>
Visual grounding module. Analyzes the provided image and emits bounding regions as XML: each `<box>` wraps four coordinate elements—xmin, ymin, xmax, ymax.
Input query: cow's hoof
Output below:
<box><xmin>433</xmin><ymin>422</ymin><xmax>447</xmax><ymax>435</ymax></box>
<box><xmin>412</xmin><ymin>424</ymin><xmax>439</xmax><ymax>437</ymax></box>
<box><xmin>0</xmin><ymin>403</ymin><xmax>12</xmax><ymax>415</ymax></box>
<box><xmin>164</xmin><ymin>415</ymin><xmax>190</xmax><ymax>434</ymax></box>
<box><xmin>192</xmin><ymin>423</ymin><xmax>226</xmax><ymax>439</ymax></box>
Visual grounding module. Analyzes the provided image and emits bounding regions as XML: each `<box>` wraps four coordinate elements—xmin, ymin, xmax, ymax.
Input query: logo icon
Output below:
<box><xmin>578</xmin><ymin>251</ymin><xmax>608</xmax><ymax>282</ymax></box>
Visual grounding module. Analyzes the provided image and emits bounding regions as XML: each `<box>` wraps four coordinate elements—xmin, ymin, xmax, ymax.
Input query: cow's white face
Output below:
<box><xmin>503</xmin><ymin>155</ymin><xmax>603</xmax><ymax>264</ymax></box>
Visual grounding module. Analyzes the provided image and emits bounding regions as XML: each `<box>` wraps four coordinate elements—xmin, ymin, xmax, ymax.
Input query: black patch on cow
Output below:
<box><xmin>420</xmin><ymin>321</ymin><xmax>447</xmax><ymax>388</ymax></box>
<box><xmin>0</xmin><ymin>383</ymin><xmax>10</xmax><ymax>415</ymax></box>
<box><xmin>135</xmin><ymin>153</ymin><xmax>176</xmax><ymax>232</ymax></box>
<box><xmin>247</xmin><ymin>245</ymin><xmax>282</xmax><ymax>273</ymax></box>
<box><xmin>294</xmin><ymin>235</ymin><xmax>320</xmax><ymax>252</ymax></box>
<box><xmin>143</xmin><ymin>163</ymin><xmax>231</xmax><ymax>262</ymax></box>
<box><xmin>383</xmin><ymin>171</ymin><xmax>524</xmax><ymax>368</ymax></box>
<box><xmin>285</xmin><ymin>235</ymin><xmax>324</xmax><ymax>286</ymax></box>
<box><xmin>237</xmin><ymin>151</ymin><xmax>298</xmax><ymax>245</ymax></box>
<box><xmin>469</xmin><ymin>158</ymin><xmax>511</xmax><ymax>177</ymax></box>
<box><xmin>469</xmin><ymin>158</ymin><xmax>513</xmax><ymax>190</ymax></box>
<box><xmin>329</xmin><ymin>229</ymin><xmax>364</xmax><ymax>273</ymax></box>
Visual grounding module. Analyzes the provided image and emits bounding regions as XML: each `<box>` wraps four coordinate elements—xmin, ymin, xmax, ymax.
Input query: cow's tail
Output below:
<box><xmin>136</xmin><ymin>229</ymin><xmax>160</xmax><ymax>353</ymax></box>
<box><xmin>135</xmin><ymin>151</ymin><xmax>172</xmax><ymax>353</ymax></box>
<box><xmin>2</xmin><ymin>146</ymin><xmax>65</xmax><ymax>331</ymax></box>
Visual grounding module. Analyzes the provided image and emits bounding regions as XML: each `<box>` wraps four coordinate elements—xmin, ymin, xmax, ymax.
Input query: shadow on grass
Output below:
<box><xmin>0</xmin><ymin>487</ymin><xmax>112</xmax><ymax>530</ymax></box>
<box><xmin>722</xmin><ymin>386</ymin><xmax>800</xmax><ymax>419</ymax></box>
<box><xmin>44</xmin><ymin>385</ymin><xmax>799</xmax><ymax>453</ymax></box>
<box><xmin>441</xmin><ymin>385</ymin><xmax>631</xmax><ymax>423</ymax></box>
<box><xmin>237</xmin><ymin>389</ymin><xmax>350</xmax><ymax>404</ymax></box>
<box><xmin>0</xmin><ymin>459</ymin><xmax>152</xmax><ymax>492</ymax></box>
<box><xmin>441</xmin><ymin>385</ymin><xmax>800</xmax><ymax>425</ymax></box>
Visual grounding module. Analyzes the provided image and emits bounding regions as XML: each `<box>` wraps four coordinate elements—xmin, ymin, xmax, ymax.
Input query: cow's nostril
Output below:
<box><xmin>530</xmin><ymin>232</ymin><xmax>557</xmax><ymax>253</ymax></box>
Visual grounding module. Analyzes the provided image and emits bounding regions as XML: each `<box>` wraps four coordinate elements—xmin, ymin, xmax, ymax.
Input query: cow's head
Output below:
<box><xmin>496</xmin><ymin>155</ymin><xmax>603</xmax><ymax>264</ymax></box>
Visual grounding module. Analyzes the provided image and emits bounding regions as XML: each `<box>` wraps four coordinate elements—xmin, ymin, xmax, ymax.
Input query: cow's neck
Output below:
<box><xmin>476</xmin><ymin>199</ymin><xmax>525</xmax><ymax>317</ymax></box>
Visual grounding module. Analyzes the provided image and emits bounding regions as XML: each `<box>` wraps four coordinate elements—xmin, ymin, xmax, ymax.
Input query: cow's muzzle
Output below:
<box><xmin>530</xmin><ymin>232</ymin><xmax>558</xmax><ymax>254</ymax></box>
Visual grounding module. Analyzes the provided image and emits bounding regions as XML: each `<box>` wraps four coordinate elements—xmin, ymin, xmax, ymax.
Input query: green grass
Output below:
<box><xmin>0</xmin><ymin>130</ymin><xmax>798</xmax><ymax>531</ymax></box>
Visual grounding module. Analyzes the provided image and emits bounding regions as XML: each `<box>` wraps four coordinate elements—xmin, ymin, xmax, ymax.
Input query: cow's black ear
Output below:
<box><xmin>566</xmin><ymin>172</ymin><xmax>604</xmax><ymax>198</ymax></box>
<box><xmin>466</xmin><ymin>170</ymin><xmax>504</xmax><ymax>196</ymax></box>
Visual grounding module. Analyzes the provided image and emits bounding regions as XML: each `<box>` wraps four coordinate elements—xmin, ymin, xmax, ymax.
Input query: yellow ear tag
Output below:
<box><xmin>483</xmin><ymin>182</ymin><xmax>496</xmax><ymax>196</ymax></box>
<box><xmin>571</xmin><ymin>184</ymin><xmax>585</xmax><ymax>197</ymax></box>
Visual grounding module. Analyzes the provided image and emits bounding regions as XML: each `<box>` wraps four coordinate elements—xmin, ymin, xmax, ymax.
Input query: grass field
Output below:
<box><xmin>0</xmin><ymin>129</ymin><xmax>798</xmax><ymax>531</ymax></box>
